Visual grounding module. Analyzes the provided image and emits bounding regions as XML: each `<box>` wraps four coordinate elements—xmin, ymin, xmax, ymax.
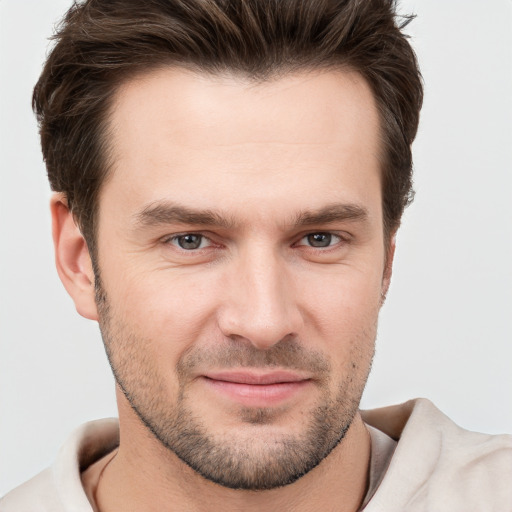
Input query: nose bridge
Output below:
<box><xmin>219</xmin><ymin>242</ymin><xmax>301</xmax><ymax>349</ymax></box>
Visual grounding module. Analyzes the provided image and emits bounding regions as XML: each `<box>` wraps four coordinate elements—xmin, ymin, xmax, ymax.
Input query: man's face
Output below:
<box><xmin>94</xmin><ymin>68</ymin><xmax>389</xmax><ymax>489</ymax></box>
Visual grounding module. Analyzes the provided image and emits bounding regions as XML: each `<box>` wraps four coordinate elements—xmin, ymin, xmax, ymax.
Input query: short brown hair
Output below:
<box><xmin>33</xmin><ymin>0</ymin><xmax>423</xmax><ymax>257</ymax></box>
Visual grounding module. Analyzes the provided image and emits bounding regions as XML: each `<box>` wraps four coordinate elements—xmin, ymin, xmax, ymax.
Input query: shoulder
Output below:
<box><xmin>0</xmin><ymin>469</ymin><xmax>71</xmax><ymax>512</ymax></box>
<box><xmin>362</xmin><ymin>398</ymin><xmax>512</xmax><ymax>512</ymax></box>
<box><xmin>1</xmin><ymin>418</ymin><xmax>119</xmax><ymax>512</ymax></box>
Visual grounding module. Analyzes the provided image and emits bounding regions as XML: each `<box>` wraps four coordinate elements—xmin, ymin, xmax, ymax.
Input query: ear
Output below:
<box><xmin>51</xmin><ymin>193</ymin><xmax>99</xmax><ymax>321</ymax></box>
<box><xmin>381</xmin><ymin>234</ymin><xmax>396</xmax><ymax>305</ymax></box>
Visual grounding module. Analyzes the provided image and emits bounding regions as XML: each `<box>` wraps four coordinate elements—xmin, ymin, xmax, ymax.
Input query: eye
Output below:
<box><xmin>299</xmin><ymin>232</ymin><xmax>342</xmax><ymax>248</ymax></box>
<box><xmin>168</xmin><ymin>233</ymin><xmax>210</xmax><ymax>250</ymax></box>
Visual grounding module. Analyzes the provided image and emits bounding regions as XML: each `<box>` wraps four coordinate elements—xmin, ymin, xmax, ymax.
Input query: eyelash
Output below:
<box><xmin>162</xmin><ymin>231</ymin><xmax>348</xmax><ymax>252</ymax></box>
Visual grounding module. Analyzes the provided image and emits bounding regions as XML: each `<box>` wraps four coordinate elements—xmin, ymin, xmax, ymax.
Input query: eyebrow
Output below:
<box><xmin>134</xmin><ymin>202</ymin><xmax>236</xmax><ymax>229</ymax></box>
<box><xmin>133</xmin><ymin>201</ymin><xmax>368</xmax><ymax>230</ymax></box>
<box><xmin>292</xmin><ymin>203</ymin><xmax>368</xmax><ymax>227</ymax></box>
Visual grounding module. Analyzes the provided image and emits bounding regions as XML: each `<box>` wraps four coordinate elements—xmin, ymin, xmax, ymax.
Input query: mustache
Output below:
<box><xmin>177</xmin><ymin>337</ymin><xmax>330</xmax><ymax>379</ymax></box>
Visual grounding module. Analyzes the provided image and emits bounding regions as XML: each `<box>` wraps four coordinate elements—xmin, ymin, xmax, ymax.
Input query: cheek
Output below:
<box><xmin>299</xmin><ymin>265</ymin><xmax>383</xmax><ymax>334</ymax></box>
<box><xmin>296</xmin><ymin>265</ymin><xmax>381</xmax><ymax>378</ymax></box>
<box><xmin>109</xmin><ymin>269</ymin><xmax>221</xmax><ymax>350</ymax></box>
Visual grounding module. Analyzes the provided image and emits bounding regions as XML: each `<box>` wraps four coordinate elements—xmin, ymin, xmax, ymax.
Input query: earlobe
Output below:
<box><xmin>51</xmin><ymin>193</ymin><xmax>99</xmax><ymax>321</ymax></box>
<box><xmin>381</xmin><ymin>234</ymin><xmax>396</xmax><ymax>305</ymax></box>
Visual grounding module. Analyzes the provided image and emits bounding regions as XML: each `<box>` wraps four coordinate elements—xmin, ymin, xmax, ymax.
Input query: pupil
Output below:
<box><xmin>179</xmin><ymin>234</ymin><xmax>201</xmax><ymax>249</ymax></box>
<box><xmin>308</xmin><ymin>233</ymin><xmax>331</xmax><ymax>247</ymax></box>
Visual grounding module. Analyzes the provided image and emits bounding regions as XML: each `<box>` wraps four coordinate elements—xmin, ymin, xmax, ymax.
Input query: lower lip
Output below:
<box><xmin>202</xmin><ymin>377</ymin><xmax>311</xmax><ymax>407</ymax></box>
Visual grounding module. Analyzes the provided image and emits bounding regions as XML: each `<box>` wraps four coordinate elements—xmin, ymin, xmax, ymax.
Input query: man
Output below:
<box><xmin>1</xmin><ymin>0</ymin><xmax>511</xmax><ymax>510</ymax></box>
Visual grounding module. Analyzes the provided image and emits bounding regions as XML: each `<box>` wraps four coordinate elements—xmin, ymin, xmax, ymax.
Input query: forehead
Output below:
<box><xmin>101</xmin><ymin>67</ymin><xmax>382</xmax><ymax>223</ymax></box>
<box><xmin>111</xmin><ymin>66</ymin><xmax>379</xmax><ymax>137</ymax></box>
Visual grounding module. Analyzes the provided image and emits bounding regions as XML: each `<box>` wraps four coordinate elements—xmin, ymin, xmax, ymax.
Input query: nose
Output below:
<box><xmin>217</xmin><ymin>246</ymin><xmax>304</xmax><ymax>350</ymax></box>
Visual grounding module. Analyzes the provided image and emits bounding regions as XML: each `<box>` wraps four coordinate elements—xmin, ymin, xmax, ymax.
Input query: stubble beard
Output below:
<box><xmin>95</xmin><ymin>280</ymin><xmax>375</xmax><ymax>491</ymax></box>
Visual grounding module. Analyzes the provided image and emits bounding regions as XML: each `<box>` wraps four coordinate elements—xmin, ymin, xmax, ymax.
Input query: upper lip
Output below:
<box><xmin>203</xmin><ymin>370</ymin><xmax>311</xmax><ymax>385</ymax></box>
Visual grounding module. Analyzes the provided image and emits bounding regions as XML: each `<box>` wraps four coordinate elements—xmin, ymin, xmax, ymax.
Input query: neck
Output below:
<box><xmin>96</xmin><ymin>401</ymin><xmax>371</xmax><ymax>512</ymax></box>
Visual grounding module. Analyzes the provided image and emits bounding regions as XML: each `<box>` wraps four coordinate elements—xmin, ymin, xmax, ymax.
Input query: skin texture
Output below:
<box><xmin>52</xmin><ymin>68</ymin><xmax>395</xmax><ymax>512</ymax></box>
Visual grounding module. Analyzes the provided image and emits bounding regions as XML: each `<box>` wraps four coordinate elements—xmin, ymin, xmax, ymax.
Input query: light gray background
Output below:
<box><xmin>1</xmin><ymin>0</ymin><xmax>511</xmax><ymax>495</ymax></box>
